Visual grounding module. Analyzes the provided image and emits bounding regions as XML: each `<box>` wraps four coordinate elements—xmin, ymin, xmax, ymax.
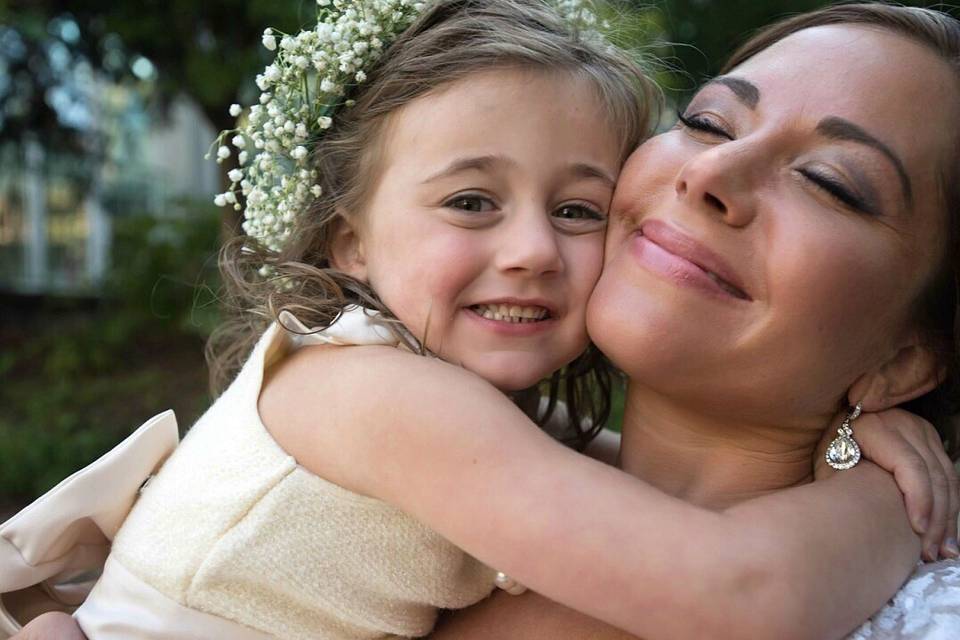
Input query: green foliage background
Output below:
<box><xmin>0</xmin><ymin>206</ymin><xmax>221</xmax><ymax>508</ymax></box>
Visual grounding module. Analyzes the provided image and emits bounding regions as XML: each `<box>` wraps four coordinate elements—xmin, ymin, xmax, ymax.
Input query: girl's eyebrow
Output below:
<box><xmin>422</xmin><ymin>155</ymin><xmax>514</xmax><ymax>184</ymax></box>
<box><xmin>570</xmin><ymin>163</ymin><xmax>616</xmax><ymax>188</ymax></box>
<box><xmin>421</xmin><ymin>156</ymin><xmax>616</xmax><ymax>187</ymax></box>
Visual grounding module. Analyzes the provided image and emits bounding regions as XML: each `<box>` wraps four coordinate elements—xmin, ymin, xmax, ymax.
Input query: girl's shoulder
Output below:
<box><xmin>848</xmin><ymin>559</ymin><xmax>960</xmax><ymax>639</ymax></box>
<box><xmin>259</xmin><ymin>338</ymin><xmax>512</xmax><ymax>500</ymax></box>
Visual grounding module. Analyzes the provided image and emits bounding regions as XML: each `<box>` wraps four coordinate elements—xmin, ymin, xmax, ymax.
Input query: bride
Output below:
<box><xmin>430</xmin><ymin>3</ymin><xmax>960</xmax><ymax>639</ymax></box>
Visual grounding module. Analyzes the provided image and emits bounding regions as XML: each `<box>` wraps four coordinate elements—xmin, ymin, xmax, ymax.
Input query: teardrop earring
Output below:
<box><xmin>825</xmin><ymin>403</ymin><xmax>863</xmax><ymax>471</ymax></box>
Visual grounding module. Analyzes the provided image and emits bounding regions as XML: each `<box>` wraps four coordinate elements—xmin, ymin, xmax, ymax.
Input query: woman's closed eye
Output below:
<box><xmin>677</xmin><ymin>110</ymin><xmax>734</xmax><ymax>141</ymax></box>
<box><xmin>796</xmin><ymin>167</ymin><xmax>876</xmax><ymax>216</ymax></box>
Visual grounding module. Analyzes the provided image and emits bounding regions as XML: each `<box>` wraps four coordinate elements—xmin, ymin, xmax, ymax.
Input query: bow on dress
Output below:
<box><xmin>0</xmin><ymin>411</ymin><xmax>179</xmax><ymax>637</ymax></box>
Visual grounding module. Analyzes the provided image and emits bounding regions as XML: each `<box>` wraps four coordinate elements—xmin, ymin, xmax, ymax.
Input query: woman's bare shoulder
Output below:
<box><xmin>431</xmin><ymin>590</ymin><xmax>641</xmax><ymax>640</ymax></box>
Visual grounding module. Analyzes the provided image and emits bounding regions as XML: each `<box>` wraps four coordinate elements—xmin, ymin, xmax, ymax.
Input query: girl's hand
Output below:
<box><xmin>815</xmin><ymin>408</ymin><xmax>960</xmax><ymax>562</ymax></box>
<box><xmin>11</xmin><ymin>612</ymin><xmax>87</xmax><ymax>640</ymax></box>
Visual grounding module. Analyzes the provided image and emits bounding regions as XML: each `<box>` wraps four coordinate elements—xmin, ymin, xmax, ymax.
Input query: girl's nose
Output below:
<box><xmin>495</xmin><ymin>208</ymin><xmax>564</xmax><ymax>276</ymax></box>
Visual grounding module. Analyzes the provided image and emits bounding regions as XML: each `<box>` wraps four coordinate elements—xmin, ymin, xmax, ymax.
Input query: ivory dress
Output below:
<box><xmin>0</xmin><ymin>307</ymin><xmax>496</xmax><ymax>639</ymax></box>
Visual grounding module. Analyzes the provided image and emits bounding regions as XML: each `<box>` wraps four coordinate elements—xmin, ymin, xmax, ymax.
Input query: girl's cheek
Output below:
<box><xmin>569</xmin><ymin>235</ymin><xmax>606</xmax><ymax>299</ymax></box>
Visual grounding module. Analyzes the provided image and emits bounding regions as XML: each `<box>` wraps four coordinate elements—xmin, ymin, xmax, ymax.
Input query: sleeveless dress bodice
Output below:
<box><xmin>57</xmin><ymin>307</ymin><xmax>495</xmax><ymax>640</ymax></box>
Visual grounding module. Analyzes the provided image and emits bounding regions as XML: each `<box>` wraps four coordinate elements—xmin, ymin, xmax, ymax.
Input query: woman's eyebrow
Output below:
<box><xmin>704</xmin><ymin>76</ymin><xmax>760</xmax><ymax>109</ymax></box>
<box><xmin>816</xmin><ymin>116</ymin><xmax>913</xmax><ymax>207</ymax></box>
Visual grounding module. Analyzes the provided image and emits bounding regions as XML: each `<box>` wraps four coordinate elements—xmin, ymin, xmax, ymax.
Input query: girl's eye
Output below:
<box><xmin>553</xmin><ymin>204</ymin><xmax>605</xmax><ymax>221</ymax></box>
<box><xmin>444</xmin><ymin>194</ymin><xmax>496</xmax><ymax>213</ymax></box>
<box><xmin>677</xmin><ymin>111</ymin><xmax>734</xmax><ymax>140</ymax></box>
<box><xmin>797</xmin><ymin>168</ymin><xmax>873</xmax><ymax>215</ymax></box>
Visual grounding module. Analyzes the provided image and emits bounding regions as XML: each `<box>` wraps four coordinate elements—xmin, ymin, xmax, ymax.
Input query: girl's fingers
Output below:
<box><xmin>888</xmin><ymin>417</ymin><xmax>948</xmax><ymax>561</ymax></box>
<box><xmin>856</xmin><ymin>415</ymin><xmax>933</xmax><ymax>534</ymax></box>
<box><xmin>917</xmin><ymin>445</ymin><xmax>949</xmax><ymax>562</ymax></box>
<box><xmin>926</xmin><ymin>426</ymin><xmax>960</xmax><ymax>559</ymax></box>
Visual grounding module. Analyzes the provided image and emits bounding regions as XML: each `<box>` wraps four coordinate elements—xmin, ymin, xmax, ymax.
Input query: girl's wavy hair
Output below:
<box><xmin>207</xmin><ymin>0</ymin><xmax>660</xmax><ymax>449</ymax></box>
<box><xmin>722</xmin><ymin>2</ymin><xmax>960</xmax><ymax>457</ymax></box>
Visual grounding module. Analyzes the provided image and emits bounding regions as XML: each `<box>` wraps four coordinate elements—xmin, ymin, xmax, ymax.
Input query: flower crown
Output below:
<box><xmin>211</xmin><ymin>0</ymin><xmax>607</xmax><ymax>261</ymax></box>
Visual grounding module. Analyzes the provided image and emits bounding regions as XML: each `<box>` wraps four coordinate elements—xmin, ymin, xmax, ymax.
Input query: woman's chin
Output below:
<box><xmin>587</xmin><ymin>270</ymin><xmax>732</xmax><ymax>381</ymax></box>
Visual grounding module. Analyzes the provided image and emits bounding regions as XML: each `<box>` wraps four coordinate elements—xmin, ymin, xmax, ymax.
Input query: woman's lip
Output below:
<box><xmin>633</xmin><ymin>221</ymin><xmax>752</xmax><ymax>302</ymax></box>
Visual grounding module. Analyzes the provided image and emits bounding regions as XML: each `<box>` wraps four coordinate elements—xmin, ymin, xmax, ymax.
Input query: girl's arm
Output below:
<box><xmin>431</xmin><ymin>589</ymin><xmax>639</xmax><ymax>640</ymax></box>
<box><xmin>262</xmin><ymin>345</ymin><xmax>919</xmax><ymax>640</ymax></box>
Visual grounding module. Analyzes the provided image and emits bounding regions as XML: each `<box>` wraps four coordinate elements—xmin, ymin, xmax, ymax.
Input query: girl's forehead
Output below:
<box><xmin>379</xmin><ymin>68</ymin><xmax>622</xmax><ymax>172</ymax></box>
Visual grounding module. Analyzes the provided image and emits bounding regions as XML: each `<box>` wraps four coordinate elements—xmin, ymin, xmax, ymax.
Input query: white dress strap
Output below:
<box><xmin>0</xmin><ymin>411</ymin><xmax>179</xmax><ymax>637</ymax></box>
<box><xmin>278</xmin><ymin>305</ymin><xmax>404</xmax><ymax>348</ymax></box>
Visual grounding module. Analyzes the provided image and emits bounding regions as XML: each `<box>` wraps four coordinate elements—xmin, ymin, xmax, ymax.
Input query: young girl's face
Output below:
<box><xmin>337</xmin><ymin>68</ymin><xmax>622</xmax><ymax>390</ymax></box>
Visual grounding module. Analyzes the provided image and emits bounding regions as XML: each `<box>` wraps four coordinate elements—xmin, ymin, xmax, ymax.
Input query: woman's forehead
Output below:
<box><xmin>724</xmin><ymin>24</ymin><xmax>960</xmax><ymax>184</ymax></box>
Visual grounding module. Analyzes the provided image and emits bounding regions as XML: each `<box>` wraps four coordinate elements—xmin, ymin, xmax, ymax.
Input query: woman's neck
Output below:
<box><xmin>618</xmin><ymin>384</ymin><xmax>823</xmax><ymax>510</ymax></box>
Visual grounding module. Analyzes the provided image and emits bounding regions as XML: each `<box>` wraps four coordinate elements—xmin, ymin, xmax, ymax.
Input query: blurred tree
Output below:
<box><xmin>1</xmin><ymin>1</ymin><xmax>305</xmax><ymax>141</ymax></box>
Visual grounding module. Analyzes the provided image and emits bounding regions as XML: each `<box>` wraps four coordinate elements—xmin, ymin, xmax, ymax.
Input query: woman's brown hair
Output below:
<box><xmin>206</xmin><ymin>0</ymin><xmax>660</xmax><ymax>449</ymax></box>
<box><xmin>722</xmin><ymin>3</ymin><xmax>960</xmax><ymax>457</ymax></box>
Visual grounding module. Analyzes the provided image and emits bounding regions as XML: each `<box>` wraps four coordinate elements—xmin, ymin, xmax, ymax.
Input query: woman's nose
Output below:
<box><xmin>675</xmin><ymin>145</ymin><xmax>759</xmax><ymax>228</ymax></box>
<box><xmin>495</xmin><ymin>209</ymin><xmax>563</xmax><ymax>276</ymax></box>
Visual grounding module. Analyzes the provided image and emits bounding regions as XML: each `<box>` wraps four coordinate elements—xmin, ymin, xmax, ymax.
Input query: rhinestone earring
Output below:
<box><xmin>825</xmin><ymin>403</ymin><xmax>863</xmax><ymax>471</ymax></box>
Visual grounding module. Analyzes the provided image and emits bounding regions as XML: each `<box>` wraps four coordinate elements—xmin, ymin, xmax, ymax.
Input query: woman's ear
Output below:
<box><xmin>329</xmin><ymin>212</ymin><xmax>368</xmax><ymax>281</ymax></box>
<box><xmin>848</xmin><ymin>338</ymin><xmax>945</xmax><ymax>411</ymax></box>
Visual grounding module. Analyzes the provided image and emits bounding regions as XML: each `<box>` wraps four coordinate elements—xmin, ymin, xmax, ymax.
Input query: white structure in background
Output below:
<box><xmin>143</xmin><ymin>96</ymin><xmax>221</xmax><ymax>203</ymax></box>
<box><xmin>0</xmin><ymin>92</ymin><xmax>219</xmax><ymax>295</ymax></box>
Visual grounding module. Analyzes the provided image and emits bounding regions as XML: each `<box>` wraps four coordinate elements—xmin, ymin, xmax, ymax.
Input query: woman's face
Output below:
<box><xmin>588</xmin><ymin>25</ymin><xmax>958</xmax><ymax>425</ymax></box>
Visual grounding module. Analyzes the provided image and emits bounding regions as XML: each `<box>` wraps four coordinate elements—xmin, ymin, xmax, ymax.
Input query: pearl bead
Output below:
<box><xmin>494</xmin><ymin>571</ymin><xmax>528</xmax><ymax>595</ymax></box>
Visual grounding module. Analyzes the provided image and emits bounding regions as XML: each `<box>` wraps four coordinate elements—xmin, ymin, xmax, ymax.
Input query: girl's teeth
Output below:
<box><xmin>473</xmin><ymin>303</ymin><xmax>549</xmax><ymax>322</ymax></box>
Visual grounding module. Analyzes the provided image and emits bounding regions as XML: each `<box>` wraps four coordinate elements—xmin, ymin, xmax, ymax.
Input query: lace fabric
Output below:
<box><xmin>849</xmin><ymin>560</ymin><xmax>960</xmax><ymax>639</ymax></box>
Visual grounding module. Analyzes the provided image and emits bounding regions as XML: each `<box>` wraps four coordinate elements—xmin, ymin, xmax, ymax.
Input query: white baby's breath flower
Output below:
<box><xmin>355</xmin><ymin>70</ymin><xmax>367</xmax><ymax>83</ymax></box>
<box><xmin>318</xmin><ymin>116</ymin><xmax>332</xmax><ymax>129</ymax></box>
<box><xmin>214</xmin><ymin>193</ymin><xmax>228</xmax><ymax>207</ymax></box>
<box><xmin>229</xmin><ymin>103</ymin><xmax>242</xmax><ymax>117</ymax></box>
<box><xmin>262</xmin><ymin>29</ymin><xmax>277</xmax><ymax>51</ymax></box>
<box><xmin>231</xmin><ymin>135</ymin><xmax>246</xmax><ymax>149</ymax></box>
<box><xmin>217</xmin><ymin>145</ymin><xmax>230</xmax><ymax>160</ymax></box>
<box><xmin>228</xmin><ymin>169</ymin><xmax>244</xmax><ymax>182</ymax></box>
<box><xmin>291</xmin><ymin>146</ymin><xmax>309</xmax><ymax>161</ymax></box>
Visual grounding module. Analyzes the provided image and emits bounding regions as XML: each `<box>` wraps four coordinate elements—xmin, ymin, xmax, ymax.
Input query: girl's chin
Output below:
<box><xmin>461</xmin><ymin>359</ymin><xmax>558</xmax><ymax>393</ymax></box>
